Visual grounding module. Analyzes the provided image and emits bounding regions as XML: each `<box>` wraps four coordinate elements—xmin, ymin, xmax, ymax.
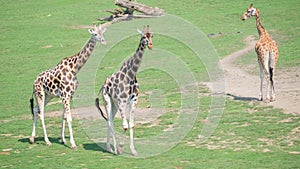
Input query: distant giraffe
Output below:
<box><xmin>241</xmin><ymin>4</ymin><xmax>279</xmax><ymax>102</ymax></box>
<box><xmin>30</xmin><ymin>24</ymin><xmax>107</xmax><ymax>149</ymax></box>
<box><xmin>95</xmin><ymin>25</ymin><xmax>153</xmax><ymax>156</ymax></box>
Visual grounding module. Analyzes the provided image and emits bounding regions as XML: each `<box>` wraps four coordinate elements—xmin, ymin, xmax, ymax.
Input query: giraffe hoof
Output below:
<box><xmin>46</xmin><ymin>142</ymin><xmax>52</xmax><ymax>146</ymax></box>
<box><xmin>123</xmin><ymin>122</ymin><xmax>129</xmax><ymax>131</ymax></box>
<box><xmin>131</xmin><ymin>150</ymin><xmax>138</xmax><ymax>156</ymax></box>
<box><xmin>29</xmin><ymin>136</ymin><xmax>35</xmax><ymax>144</ymax></box>
<box><xmin>71</xmin><ymin>145</ymin><xmax>77</xmax><ymax>149</ymax></box>
<box><xmin>117</xmin><ymin>146</ymin><xmax>124</xmax><ymax>155</ymax></box>
<box><xmin>270</xmin><ymin>97</ymin><xmax>276</xmax><ymax>102</ymax></box>
<box><xmin>61</xmin><ymin>138</ymin><xmax>67</xmax><ymax>145</ymax></box>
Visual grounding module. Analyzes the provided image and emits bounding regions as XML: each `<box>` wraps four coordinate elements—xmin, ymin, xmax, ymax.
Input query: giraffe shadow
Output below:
<box><xmin>18</xmin><ymin>137</ymin><xmax>69</xmax><ymax>148</ymax></box>
<box><xmin>226</xmin><ymin>93</ymin><xmax>259</xmax><ymax>101</ymax></box>
<box><xmin>82</xmin><ymin>142</ymin><xmax>108</xmax><ymax>153</ymax></box>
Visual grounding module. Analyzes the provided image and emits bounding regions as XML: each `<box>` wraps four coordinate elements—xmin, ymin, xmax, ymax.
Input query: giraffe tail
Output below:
<box><xmin>30</xmin><ymin>95</ymin><xmax>34</xmax><ymax>118</ymax></box>
<box><xmin>269</xmin><ymin>67</ymin><xmax>275</xmax><ymax>91</ymax></box>
<box><xmin>95</xmin><ymin>97</ymin><xmax>107</xmax><ymax>121</ymax></box>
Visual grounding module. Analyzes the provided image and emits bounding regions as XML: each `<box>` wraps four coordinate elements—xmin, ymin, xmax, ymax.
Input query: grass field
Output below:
<box><xmin>0</xmin><ymin>0</ymin><xmax>299</xmax><ymax>168</ymax></box>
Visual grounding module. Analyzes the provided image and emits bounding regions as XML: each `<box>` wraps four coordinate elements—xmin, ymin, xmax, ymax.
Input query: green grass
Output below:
<box><xmin>1</xmin><ymin>98</ymin><xmax>299</xmax><ymax>168</ymax></box>
<box><xmin>0</xmin><ymin>0</ymin><xmax>299</xmax><ymax>168</ymax></box>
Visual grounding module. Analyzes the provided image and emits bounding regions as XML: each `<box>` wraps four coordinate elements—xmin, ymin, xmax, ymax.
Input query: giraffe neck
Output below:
<box><xmin>64</xmin><ymin>36</ymin><xmax>97</xmax><ymax>74</ymax></box>
<box><xmin>255</xmin><ymin>9</ymin><xmax>268</xmax><ymax>37</ymax></box>
<box><xmin>120</xmin><ymin>37</ymin><xmax>146</xmax><ymax>80</ymax></box>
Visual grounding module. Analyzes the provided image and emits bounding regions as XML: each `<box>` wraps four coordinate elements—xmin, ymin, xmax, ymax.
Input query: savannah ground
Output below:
<box><xmin>0</xmin><ymin>0</ymin><xmax>299</xmax><ymax>168</ymax></box>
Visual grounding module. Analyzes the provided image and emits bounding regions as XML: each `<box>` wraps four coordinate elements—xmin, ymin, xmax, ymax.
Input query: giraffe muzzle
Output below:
<box><xmin>101</xmin><ymin>40</ymin><xmax>107</xmax><ymax>45</ymax></box>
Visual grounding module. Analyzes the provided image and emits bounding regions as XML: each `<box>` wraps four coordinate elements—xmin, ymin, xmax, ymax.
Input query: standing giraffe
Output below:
<box><xmin>241</xmin><ymin>4</ymin><xmax>279</xmax><ymax>102</ymax></box>
<box><xmin>29</xmin><ymin>24</ymin><xmax>107</xmax><ymax>149</ymax></box>
<box><xmin>95</xmin><ymin>25</ymin><xmax>153</xmax><ymax>156</ymax></box>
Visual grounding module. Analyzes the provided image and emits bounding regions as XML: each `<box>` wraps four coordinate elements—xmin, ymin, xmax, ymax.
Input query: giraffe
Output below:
<box><xmin>95</xmin><ymin>25</ymin><xmax>153</xmax><ymax>156</ymax></box>
<box><xmin>241</xmin><ymin>3</ymin><xmax>279</xmax><ymax>102</ymax></box>
<box><xmin>29</xmin><ymin>24</ymin><xmax>107</xmax><ymax>149</ymax></box>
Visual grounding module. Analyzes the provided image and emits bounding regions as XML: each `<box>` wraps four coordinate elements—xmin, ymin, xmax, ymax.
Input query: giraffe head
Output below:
<box><xmin>88</xmin><ymin>24</ymin><xmax>107</xmax><ymax>45</ymax></box>
<box><xmin>241</xmin><ymin>4</ymin><xmax>257</xmax><ymax>21</ymax></box>
<box><xmin>137</xmin><ymin>25</ymin><xmax>153</xmax><ymax>50</ymax></box>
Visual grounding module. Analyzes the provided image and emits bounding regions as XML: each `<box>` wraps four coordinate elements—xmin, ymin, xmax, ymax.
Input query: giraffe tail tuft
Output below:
<box><xmin>30</xmin><ymin>97</ymin><xmax>34</xmax><ymax>118</ymax></box>
<box><xmin>269</xmin><ymin>67</ymin><xmax>275</xmax><ymax>91</ymax></box>
<box><xmin>95</xmin><ymin>98</ymin><xmax>107</xmax><ymax>121</ymax></box>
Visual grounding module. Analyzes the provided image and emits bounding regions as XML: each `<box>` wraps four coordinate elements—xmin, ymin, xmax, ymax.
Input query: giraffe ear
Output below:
<box><xmin>88</xmin><ymin>29</ymin><xmax>95</xmax><ymax>35</ymax></box>
<box><xmin>137</xmin><ymin>29</ymin><xmax>144</xmax><ymax>36</ymax></box>
<box><xmin>101</xmin><ymin>27</ymin><xmax>107</xmax><ymax>33</ymax></box>
<box><xmin>249</xmin><ymin>3</ymin><xmax>253</xmax><ymax>8</ymax></box>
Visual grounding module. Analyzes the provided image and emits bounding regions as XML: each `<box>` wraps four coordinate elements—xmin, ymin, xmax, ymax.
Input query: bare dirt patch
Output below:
<box><xmin>46</xmin><ymin>104</ymin><xmax>171</xmax><ymax>125</ymax></box>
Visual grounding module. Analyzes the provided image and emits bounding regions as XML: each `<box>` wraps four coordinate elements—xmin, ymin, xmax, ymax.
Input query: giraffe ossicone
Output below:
<box><xmin>95</xmin><ymin>25</ymin><xmax>153</xmax><ymax>156</ymax></box>
<box><xmin>29</xmin><ymin>24</ymin><xmax>107</xmax><ymax>149</ymax></box>
<box><xmin>241</xmin><ymin>4</ymin><xmax>279</xmax><ymax>102</ymax></box>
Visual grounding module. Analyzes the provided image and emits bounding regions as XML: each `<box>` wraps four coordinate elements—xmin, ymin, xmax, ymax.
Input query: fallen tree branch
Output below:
<box><xmin>99</xmin><ymin>13</ymin><xmax>161</xmax><ymax>22</ymax></box>
<box><xmin>98</xmin><ymin>0</ymin><xmax>164</xmax><ymax>26</ymax></box>
<box><xmin>115</xmin><ymin>0</ymin><xmax>164</xmax><ymax>16</ymax></box>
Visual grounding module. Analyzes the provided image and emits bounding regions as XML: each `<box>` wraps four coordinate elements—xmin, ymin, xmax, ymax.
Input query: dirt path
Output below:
<box><xmin>47</xmin><ymin>104</ymin><xmax>169</xmax><ymax>125</ymax></box>
<box><xmin>220</xmin><ymin>35</ymin><xmax>300</xmax><ymax>114</ymax></box>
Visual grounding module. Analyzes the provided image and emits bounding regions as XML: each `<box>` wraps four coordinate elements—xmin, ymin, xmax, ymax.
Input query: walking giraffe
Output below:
<box><xmin>95</xmin><ymin>25</ymin><xmax>153</xmax><ymax>156</ymax></box>
<box><xmin>241</xmin><ymin>4</ymin><xmax>279</xmax><ymax>102</ymax></box>
<box><xmin>29</xmin><ymin>24</ymin><xmax>107</xmax><ymax>149</ymax></box>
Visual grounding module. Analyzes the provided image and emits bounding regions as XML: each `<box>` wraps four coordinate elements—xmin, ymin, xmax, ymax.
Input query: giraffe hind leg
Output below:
<box><xmin>128</xmin><ymin>97</ymin><xmax>138</xmax><ymax>156</ymax></box>
<box><xmin>269</xmin><ymin>67</ymin><xmax>276</xmax><ymax>102</ymax></box>
<box><xmin>62</xmin><ymin>97</ymin><xmax>77</xmax><ymax>149</ymax></box>
<box><xmin>38</xmin><ymin>94</ymin><xmax>52</xmax><ymax>146</ymax></box>
<box><xmin>29</xmin><ymin>97</ymin><xmax>37</xmax><ymax>144</ymax></box>
<box><xmin>110</xmin><ymin>103</ymin><xmax>118</xmax><ymax>154</ymax></box>
<box><xmin>61</xmin><ymin>106</ymin><xmax>67</xmax><ymax>145</ymax></box>
<box><xmin>117</xmin><ymin>102</ymin><xmax>129</xmax><ymax>155</ymax></box>
<box><xmin>258</xmin><ymin>62</ymin><xmax>264</xmax><ymax>101</ymax></box>
<box><xmin>269</xmin><ymin>51</ymin><xmax>276</xmax><ymax>102</ymax></box>
<box><xmin>102</xmin><ymin>91</ymin><xmax>118</xmax><ymax>154</ymax></box>
<box><xmin>30</xmin><ymin>92</ymin><xmax>52</xmax><ymax>146</ymax></box>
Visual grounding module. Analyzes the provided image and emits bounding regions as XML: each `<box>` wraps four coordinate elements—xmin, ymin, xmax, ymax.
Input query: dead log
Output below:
<box><xmin>98</xmin><ymin>0</ymin><xmax>164</xmax><ymax>26</ymax></box>
<box><xmin>99</xmin><ymin>14</ymin><xmax>161</xmax><ymax>26</ymax></box>
<box><xmin>115</xmin><ymin>0</ymin><xmax>164</xmax><ymax>16</ymax></box>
